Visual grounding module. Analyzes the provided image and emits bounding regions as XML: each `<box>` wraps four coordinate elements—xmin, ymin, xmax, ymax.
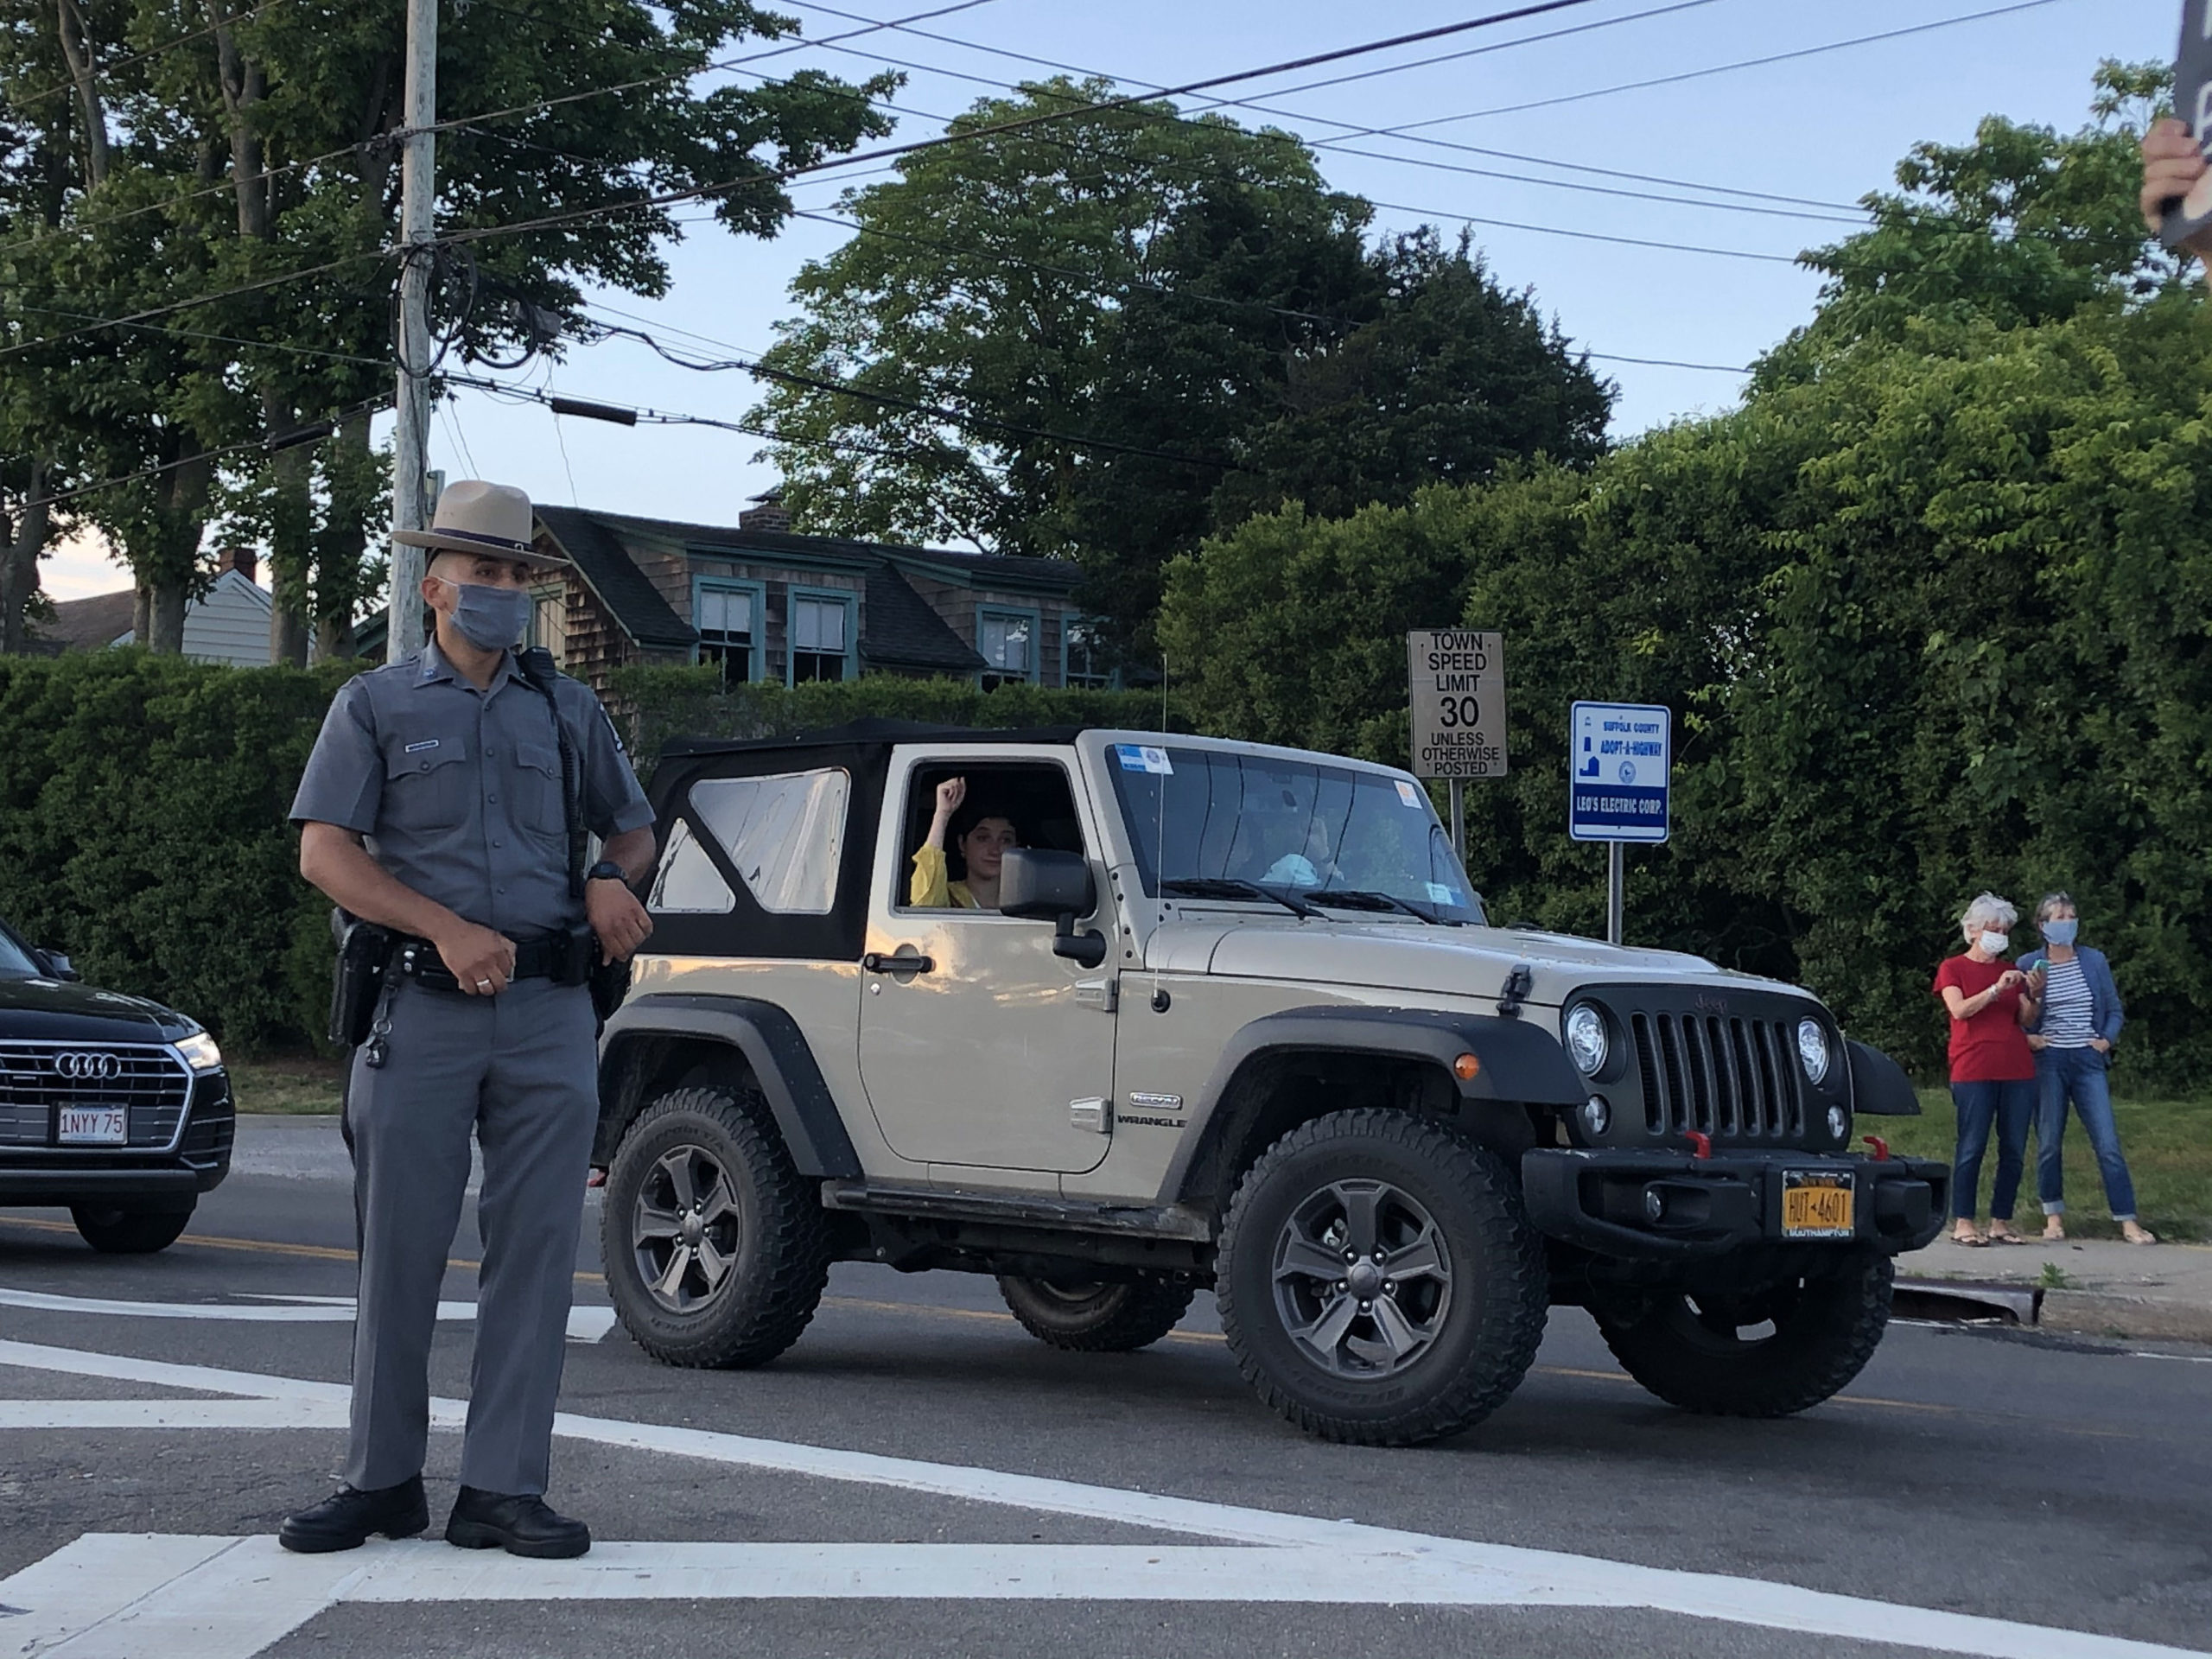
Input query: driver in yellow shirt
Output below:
<box><xmin>910</xmin><ymin>777</ymin><xmax>1020</xmax><ymax>910</ymax></box>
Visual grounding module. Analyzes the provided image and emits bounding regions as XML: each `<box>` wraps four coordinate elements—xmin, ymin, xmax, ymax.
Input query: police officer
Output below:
<box><xmin>279</xmin><ymin>480</ymin><xmax>655</xmax><ymax>1560</ymax></box>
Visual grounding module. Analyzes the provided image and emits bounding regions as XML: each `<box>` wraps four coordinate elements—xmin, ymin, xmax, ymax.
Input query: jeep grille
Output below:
<box><xmin>1628</xmin><ymin>1012</ymin><xmax>1804</xmax><ymax>1141</ymax></box>
<box><xmin>0</xmin><ymin>1041</ymin><xmax>193</xmax><ymax>1151</ymax></box>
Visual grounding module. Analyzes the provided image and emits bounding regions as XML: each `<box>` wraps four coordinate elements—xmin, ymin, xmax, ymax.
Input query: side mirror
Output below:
<box><xmin>998</xmin><ymin>849</ymin><xmax>1109</xmax><ymax>969</ymax></box>
<box><xmin>37</xmin><ymin>950</ymin><xmax>79</xmax><ymax>982</ymax></box>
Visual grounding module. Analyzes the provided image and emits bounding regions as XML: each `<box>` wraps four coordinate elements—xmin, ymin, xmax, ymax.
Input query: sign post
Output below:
<box><xmin>1567</xmin><ymin>701</ymin><xmax>1671</xmax><ymax>945</ymax></box>
<box><xmin>1407</xmin><ymin>630</ymin><xmax>1507</xmax><ymax>862</ymax></box>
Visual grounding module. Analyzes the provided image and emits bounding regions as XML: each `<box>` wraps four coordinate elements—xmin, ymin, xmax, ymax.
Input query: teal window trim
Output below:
<box><xmin>691</xmin><ymin>575</ymin><xmax>766</xmax><ymax>683</ymax></box>
<box><xmin>1058</xmin><ymin>613</ymin><xmax>1119</xmax><ymax>690</ymax></box>
<box><xmin>977</xmin><ymin>603</ymin><xmax>1042</xmax><ymax>684</ymax></box>
<box><xmin>786</xmin><ymin>584</ymin><xmax>859</xmax><ymax>686</ymax></box>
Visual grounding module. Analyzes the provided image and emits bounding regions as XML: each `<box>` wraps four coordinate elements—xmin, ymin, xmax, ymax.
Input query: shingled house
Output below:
<box><xmin>523</xmin><ymin>493</ymin><xmax>1110</xmax><ymax>692</ymax></box>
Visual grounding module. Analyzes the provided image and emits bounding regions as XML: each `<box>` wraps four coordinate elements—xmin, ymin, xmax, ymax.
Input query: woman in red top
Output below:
<box><xmin>1932</xmin><ymin>893</ymin><xmax>2039</xmax><ymax>1245</ymax></box>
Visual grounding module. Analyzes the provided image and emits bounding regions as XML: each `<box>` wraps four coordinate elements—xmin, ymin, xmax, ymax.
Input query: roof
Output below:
<box><xmin>575</xmin><ymin>509</ymin><xmax>1084</xmax><ymax>594</ymax></box>
<box><xmin>860</xmin><ymin>564</ymin><xmax>985</xmax><ymax>674</ymax></box>
<box><xmin>31</xmin><ymin>588</ymin><xmax>137</xmax><ymax>652</ymax></box>
<box><xmin>661</xmin><ymin>718</ymin><xmax>1090</xmax><ymax>759</ymax></box>
<box><xmin>536</xmin><ymin>505</ymin><xmax>697</xmax><ymax>650</ymax></box>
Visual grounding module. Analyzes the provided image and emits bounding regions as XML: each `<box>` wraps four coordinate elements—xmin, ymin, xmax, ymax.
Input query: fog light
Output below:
<box><xmin>1580</xmin><ymin>1095</ymin><xmax>1611</xmax><ymax>1137</ymax></box>
<box><xmin>1644</xmin><ymin>1187</ymin><xmax>1666</xmax><ymax>1223</ymax></box>
<box><xmin>1827</xmin><ymin>1103</ymin><xmax>1849</xmax><ymax>1141</ymax></box>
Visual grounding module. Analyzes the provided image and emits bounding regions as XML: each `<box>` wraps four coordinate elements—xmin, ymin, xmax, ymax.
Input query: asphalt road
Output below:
<box><xmin>2</xmin><ymin>1117</ymin><xmax>2209</xmax><ymax>1659</ymax></box>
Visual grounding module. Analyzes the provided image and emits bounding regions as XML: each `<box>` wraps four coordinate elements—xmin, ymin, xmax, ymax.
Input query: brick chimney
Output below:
<box><xmin>738</xmin><ymin>486</ymin><xmax>791</xmax><ymax>534</ymax></box>
<box><xmin>215</xmin><ymin>545</ymin><xmax>259</xmax><ymax>584</ymax></box>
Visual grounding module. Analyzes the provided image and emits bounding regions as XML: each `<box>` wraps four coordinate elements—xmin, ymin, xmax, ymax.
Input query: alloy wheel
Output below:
<box><xmin>632</xmin><ymin>1142</ymin><xmax>742</xmax><ymax>1313</ymax></box>
<box><xmin>1269</xmin><ymin>1178</ymin><xmax>1454</xmax><ymax>1379</ymax></box>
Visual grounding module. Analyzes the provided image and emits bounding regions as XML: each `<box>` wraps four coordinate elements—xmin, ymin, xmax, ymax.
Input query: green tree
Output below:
<box><xmin>751</xmin><ymin>80</ymin><xmax>1608</xmax><ymax>660</ymax></box>
<box><xmin>1</xmin><ymin>0</ymin><xmax>895</xmax><ymax>655</ymax></box>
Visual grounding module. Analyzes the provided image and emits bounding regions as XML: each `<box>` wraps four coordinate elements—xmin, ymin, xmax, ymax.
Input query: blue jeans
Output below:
<box><xmin>2036</xmin><ymin>1047</ymin><xmax>2138</xmax><ymax>1223</ymax></box>
<box><xmin>1949</xmin><ymin>1078</ymin><xmax>2035</xmax><ymax>1222</ymax></box>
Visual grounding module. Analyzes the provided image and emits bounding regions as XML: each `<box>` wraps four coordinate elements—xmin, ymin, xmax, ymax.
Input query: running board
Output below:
<box><xmin>818</xmin><ymin>1181</ymin><xmax>1213</xmax><ymax>1243</ymax></box>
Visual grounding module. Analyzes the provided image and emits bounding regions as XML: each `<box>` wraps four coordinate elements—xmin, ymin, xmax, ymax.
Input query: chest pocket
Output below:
<box><xmin>381</xmin><ymin>738</ymin><xmax>471</xmax><ymax>833</ymax></box>
<box><xmin>512</xmin><ymin>742</ymin><xmax>567</xmax><ymax>842</ymax></box>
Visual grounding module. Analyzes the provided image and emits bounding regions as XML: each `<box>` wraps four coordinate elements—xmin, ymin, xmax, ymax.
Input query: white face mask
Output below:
<box><xmin>1977</xmin><ymin>931</ymin><xmax>2009</xmax><ymax>956</ymax></box>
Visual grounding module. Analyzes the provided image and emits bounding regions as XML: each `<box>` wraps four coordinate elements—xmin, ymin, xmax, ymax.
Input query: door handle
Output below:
<box><xmin>862</xmin><ymin>950</ymin><xmax>936</xmax><ymax>975</ymax></box>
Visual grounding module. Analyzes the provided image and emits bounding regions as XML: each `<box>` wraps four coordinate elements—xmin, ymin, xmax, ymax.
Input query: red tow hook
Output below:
<box><xmin>1681</xmin><ymin>1130</ymin><xmax>1712</xmax><ymax>1160</ymax></box>
<box><xmin>1860</xmin><ymin>1135</ymin><xmax>1891</xmax><ymax>1162</ymax></box>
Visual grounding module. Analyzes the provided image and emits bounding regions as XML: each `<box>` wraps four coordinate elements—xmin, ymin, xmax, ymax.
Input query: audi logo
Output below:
<box><xmin>54</xmin><ymin>1052</ymin><xmax>123</xmax><ymax>1080</ymax></box>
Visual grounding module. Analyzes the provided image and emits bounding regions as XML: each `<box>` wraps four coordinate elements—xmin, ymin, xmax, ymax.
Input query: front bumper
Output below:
<box><xmin>0</xmin><ymin>1072</ymin><xmax>233</xmax><ymax>1207</ymax></box>
<box><xmin>1522</xmin><ymin>1147</ymin><xmax>1948</xmax><ymax>1259</ymax></box>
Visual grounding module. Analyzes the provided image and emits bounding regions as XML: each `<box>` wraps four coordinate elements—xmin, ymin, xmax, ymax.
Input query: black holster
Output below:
<box><xmin>329</xmin><ymin>912</ymin><xmax>396</xmax><ymax>1046</ymax></box>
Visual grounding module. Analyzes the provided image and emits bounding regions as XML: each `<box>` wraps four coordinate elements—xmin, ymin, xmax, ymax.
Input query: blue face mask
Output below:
<box><xmin>2042</xmin><ymin>918</ymin><xmax>2079</xmax><ymax>946</ymax></box>
<box><xmin>435</xmin><ymin>580</ymin><xmax>531</xmax><ymax>652</ymax></box>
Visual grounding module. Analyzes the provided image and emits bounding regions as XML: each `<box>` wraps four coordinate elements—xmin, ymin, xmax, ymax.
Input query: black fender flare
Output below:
<box><xmin>595</xmin><ymin>993</ymin><xmax>862</xmax><ymax>1177</ymax></box>
<box><xmin>1847</xmin><ymin>1037</ymin><xmax>1922</xmax><ymax>1116</ymax></box>
<box><xmin>1157</xmin><ymin>1004</ymin><xmax>1587</xmax><ymax>1205</ymax></box>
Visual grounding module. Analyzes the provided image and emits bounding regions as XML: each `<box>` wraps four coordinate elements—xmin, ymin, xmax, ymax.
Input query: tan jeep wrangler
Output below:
<box><xmin>595</xmin><ymin>721</ymin><xmax>1946</xmax><ymax>1445</ymax></box>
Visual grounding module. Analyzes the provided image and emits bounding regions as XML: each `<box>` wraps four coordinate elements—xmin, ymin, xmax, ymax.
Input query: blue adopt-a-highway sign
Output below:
<box><xmin>1569</xmin><ymin>701</ymin><xmax>1670</xmax><ymax>843</ymax></box>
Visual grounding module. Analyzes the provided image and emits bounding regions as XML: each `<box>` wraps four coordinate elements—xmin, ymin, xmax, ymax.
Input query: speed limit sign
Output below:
<box><xmin>1407</xmin><ymin>629</ymin><xmax>1506</xmax><ymax>779</ymax></box>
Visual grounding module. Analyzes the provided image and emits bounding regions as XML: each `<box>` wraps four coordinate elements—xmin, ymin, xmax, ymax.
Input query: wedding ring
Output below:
<box><xmin>475</xmin><ymin>978</ymin><xmax>493</xmax><ymax>990</ymax></box>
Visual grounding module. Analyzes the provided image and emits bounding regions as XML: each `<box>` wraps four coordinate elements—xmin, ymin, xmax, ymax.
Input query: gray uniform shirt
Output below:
<box><xmin>289</xmin><ymin>643</ymin><xmax>653</xmax><ymax>938</ymax></box>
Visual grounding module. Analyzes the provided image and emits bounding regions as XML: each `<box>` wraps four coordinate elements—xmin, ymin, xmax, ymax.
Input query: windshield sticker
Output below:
<box><xmin>1427</xmin><ymin>881</ymin><xmax>1457</xmax><ymax>905</ymax></box>
<box><xmin>1116</xmin><ymin>744</ymin><xmax>1173</xmax><ymax>775</ymax></box>
<box><xmin>1395</xmin><ymin>779</ymin><xmax>1421</xmax><ymax>807</ymax></box>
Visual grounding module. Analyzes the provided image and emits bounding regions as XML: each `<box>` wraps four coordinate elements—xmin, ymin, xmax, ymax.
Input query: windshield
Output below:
<box><xmin>1107</xmin><ymin>744</ymin><xmax>1484</xmax><ymax>924</ymax></box>
<box><xmin>0</xmin><ymin>925</ymin><xmax>43</xmax><ymax>979</ymax></box>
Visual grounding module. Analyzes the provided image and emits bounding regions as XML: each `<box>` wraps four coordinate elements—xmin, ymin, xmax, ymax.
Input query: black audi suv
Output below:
<box><xmin>0</xmin><ymin>915</ymin><xmax>233</xmax><ymax>1252</ymax></box>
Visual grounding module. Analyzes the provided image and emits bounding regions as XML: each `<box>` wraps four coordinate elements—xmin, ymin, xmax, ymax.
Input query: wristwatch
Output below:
<box><xmin>586</xmin><ymin>859</ymin><xmax>627</xmax><ymax>885</ymax></box>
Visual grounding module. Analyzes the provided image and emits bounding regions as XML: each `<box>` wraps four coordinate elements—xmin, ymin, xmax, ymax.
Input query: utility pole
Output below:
<box><xmin>388</xmin><ymin>0</ymin><xmax>438</xmax><ymax>661</ymax></box>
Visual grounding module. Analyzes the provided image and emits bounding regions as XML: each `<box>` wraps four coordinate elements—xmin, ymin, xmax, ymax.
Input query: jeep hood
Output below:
<box><xmin>1173</xmin><ymin>918</ymin><xmax>1800</xmax><ymax>1008</ymax></box>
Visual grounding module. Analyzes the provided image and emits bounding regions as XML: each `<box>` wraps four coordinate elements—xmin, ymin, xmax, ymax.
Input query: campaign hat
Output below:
<box><xmin>392</xmin><ymin>480</ymin><xmax>570</xmax><ymax>569</ymax></box>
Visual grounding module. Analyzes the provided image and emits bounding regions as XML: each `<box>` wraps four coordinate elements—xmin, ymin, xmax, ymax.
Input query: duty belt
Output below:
<box><xmin>396</xmin><ymin>931</ymin><xmax>569</xmax><ymax>994</ymax></box>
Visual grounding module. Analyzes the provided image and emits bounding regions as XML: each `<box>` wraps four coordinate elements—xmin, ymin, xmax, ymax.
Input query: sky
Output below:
<box><xmin>40</xmin><ymin>0</ymin><xmax>2177</xmax><ymax>600</ymax></box>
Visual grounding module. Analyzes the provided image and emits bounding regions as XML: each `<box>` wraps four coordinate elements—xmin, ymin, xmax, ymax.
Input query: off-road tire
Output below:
<box><xmin>1591</xmin><ymin>1250</ymin><xmax>1893</xmax><ymax>1418</ymax></box>
<box><xmin>69</xmin><ymin>1202</ymin><xmax>193</xmax><ymax>1254</ymax></box>
<box><xmin>601</xmin><ymin>1085</ymin><xmax>831</xmax><ymax>1369</ymax></box>
<box><xmin>1216</xmin><ymin>1109</ymin><xmax>1548</xmax><ymax>1446</ymax></box>
<box><xmin>995</xmin><ymin>1275</ymin><xmax>1196</xmax><ymax>1352</ymax></box>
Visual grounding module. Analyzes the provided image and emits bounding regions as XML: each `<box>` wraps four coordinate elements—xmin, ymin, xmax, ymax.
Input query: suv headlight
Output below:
<box><xmin>175</xmin><ymin>1031</ymin><xmax>223</xmax><ymax>1072</ymax></box>
<box><xmin>1565</xmin><ymin>1005</ymin><xmax>1609</xmax><ymax>1077</ymax></box>
<box><xmin>1796</xmin><ymin>1017</ymin><xmax>1830</xmax><ymax>1086</ymax></box>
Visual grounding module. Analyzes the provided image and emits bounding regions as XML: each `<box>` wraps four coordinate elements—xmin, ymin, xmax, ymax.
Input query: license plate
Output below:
<box><xmin>57</xmin><ymin>1106</ymin><xmax>128</xmax><ymax>1146</ymax></box>
<box><xmin>1782</xmin><ymin>1170</ymin><xmax>1854</xmax><ymax>1238</ymax></box>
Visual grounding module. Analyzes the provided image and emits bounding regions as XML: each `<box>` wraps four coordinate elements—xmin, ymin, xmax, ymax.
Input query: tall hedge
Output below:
<box><xmin>0</xmin><ymin>652</ymin><xmax>356</xmax><ymax>1052</ymax></box>
<box><xmin>0</xmin><ymin>654</ymin><xmax>1173</xmax><ymax>1052</ymax></box>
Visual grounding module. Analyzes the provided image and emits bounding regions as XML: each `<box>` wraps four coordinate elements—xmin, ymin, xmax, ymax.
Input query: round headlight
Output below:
<box><xmin>1796</xmin><ymin>1017</ymin><xmax>1831</xmax><ymax>1086</ymax></box>
<box><xmin>1565</xmin><ymin>1005</ymin><xmax>1609</xmax><ymax>1076</ymax></box>
<box><xmin>1826</xmin><ymin>1103</ymin><xmax>1849</xmax><ymax>1141</ymax></box>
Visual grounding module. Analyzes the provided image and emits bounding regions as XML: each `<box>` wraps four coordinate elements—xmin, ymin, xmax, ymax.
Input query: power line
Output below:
<box><xmin>783</xmin><ymin>33</ymin><xmax>1862</xmax><ymax>225</ymax></box>
<box><xmin>1365</xmin><ymin>0</ymin><xmax>2075</xmax><ymax>130</ymax></box>
<box><xmin>781</xmin><ymin>0</ymin><xmax>1864</xmax><ymax>216</ymax></box>
<box><xmin>425</xmin><ymin>2</ymin><xmax>1619</xmax><ymax>254</ymax></box>
<box><xmin>4</xmin><ymin>0</ymin><xmax>299</xmax><ymax>112</ymax></box>
<box><xmin>22</xmin><ymin>395</ymin><xmax>385</xmax><ymax>512</ymax></box>
<box><xmin>0</xmin><ymin>0</ymin><xmax>984</xmax><ymax>270</ymax></box>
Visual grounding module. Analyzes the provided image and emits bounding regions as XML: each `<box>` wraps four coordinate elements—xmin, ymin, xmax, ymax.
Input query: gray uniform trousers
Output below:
<box><xmin>346</xmin><ymin>974</ymin><xmax>598</xmax><ymax>1496</ymax></box>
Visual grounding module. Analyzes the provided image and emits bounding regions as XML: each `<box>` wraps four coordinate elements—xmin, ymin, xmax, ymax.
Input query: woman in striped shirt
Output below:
<box><xmin>2021</xmin><ymin>893</ymin><xmax>2153</xmax><ymax>1245</ymax></box>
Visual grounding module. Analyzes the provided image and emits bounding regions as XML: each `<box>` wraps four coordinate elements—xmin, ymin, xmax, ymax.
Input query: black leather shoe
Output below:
<box><xmin>445</xmin><ymin>1486</ymin><xmax>591</xmax><ymax>1559</ymax></box>
<box><xmin>278</xmin><ymin>1476</ymin><xmax>429</xmax><ymax>1554</ymax></box>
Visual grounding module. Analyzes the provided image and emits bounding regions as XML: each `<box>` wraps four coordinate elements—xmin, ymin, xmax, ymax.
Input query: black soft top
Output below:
<box><xmin>659</xmin><ymin>717</ymin><xmax>1090</xmax><ymax>759</ymax></box>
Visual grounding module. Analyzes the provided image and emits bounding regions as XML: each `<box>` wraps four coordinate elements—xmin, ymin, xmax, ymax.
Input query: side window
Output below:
<box><xmin>690</xmin><ymin>767</ymin><xmax>850</xmax><ymax>914</ymax></box>
<box><xmin>645</xmin><ymin>819</ymin><xmax>735</xmax><ymax>914</ymax></box>
<box><xmin>894</xmin><ymin>761</ymin><xmax>1085</xmax><ymax>913</ymax></box>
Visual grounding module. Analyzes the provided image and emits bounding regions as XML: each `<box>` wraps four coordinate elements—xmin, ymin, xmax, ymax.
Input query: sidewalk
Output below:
<box><xmin>1898</xmin><ymin>1232</ymin><xmax>2212</xmax><ymax>1345</ymax></box>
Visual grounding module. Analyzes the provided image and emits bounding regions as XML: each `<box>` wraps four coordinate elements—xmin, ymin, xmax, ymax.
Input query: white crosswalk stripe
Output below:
<box><xmin>0</xmin><ymin>1336</ymin><xmax>2203</xmax><ymax>1659</ymax></box>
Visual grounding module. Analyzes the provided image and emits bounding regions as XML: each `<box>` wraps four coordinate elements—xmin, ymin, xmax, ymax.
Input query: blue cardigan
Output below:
<box><xmin>2018</xmin><ymin>944</ymin><xmax>2126</xmax><ymax>1048</ymax></box>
